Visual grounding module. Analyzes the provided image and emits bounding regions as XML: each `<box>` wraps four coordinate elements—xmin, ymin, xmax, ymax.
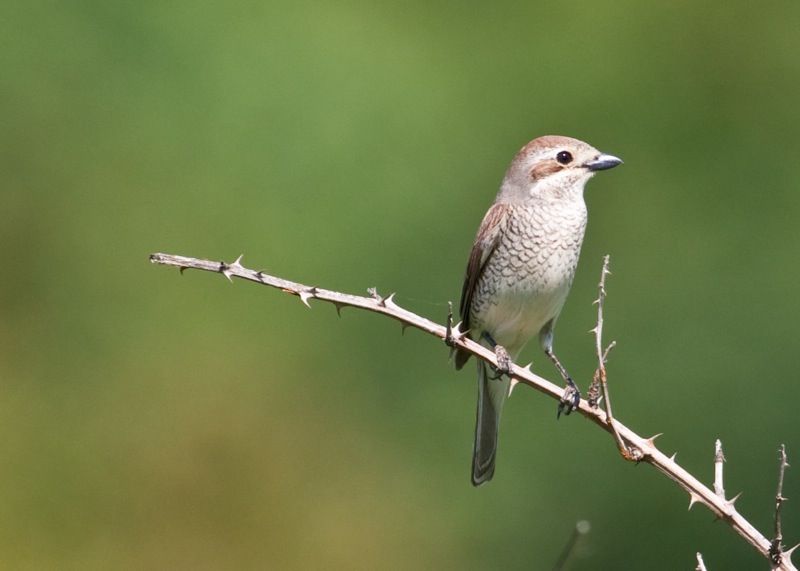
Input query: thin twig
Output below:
<box><xmin>149</xmin><ymin>252</ymin><xmax>797</xmax><ymax>571</ymax></box>
<box><xmin>714</xmin><ymin>439</ymin><xmax>726</xmax><ymax>499</ymax></box>
<box><xmin>771</xmin><ymin>445</ymin><xmax>790</xmax><ymax>565</ymax></box>
<box><xmin>552</xmin><ymin>520</ymin><xmax>591</xmax><ymax>571</ymax></box>
<box><xmin>445</xmin><ymin>301</ymin><xmax>454</xmax><ymax>341</ymax></box>
<box><xmin>589</xmin><ymin>255</ymin><xmax>631</xmax><ymax>460</ymax></box>
<box><xmin>695</xmin><ymin>552</ymin><xmax>708</xmax><ymax>571</ymax></box>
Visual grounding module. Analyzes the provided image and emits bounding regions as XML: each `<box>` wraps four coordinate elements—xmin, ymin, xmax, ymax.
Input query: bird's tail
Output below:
<box><xmin>472</xmin><ymin>359</ymin><xmax>510</xmax><ymax>486</ymax></box>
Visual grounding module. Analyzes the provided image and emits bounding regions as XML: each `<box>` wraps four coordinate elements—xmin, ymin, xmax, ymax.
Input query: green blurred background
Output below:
<box><xmin>3</xmin><ymin>0</ymin><xmax>799</xmax><ymax>568</ymax></box>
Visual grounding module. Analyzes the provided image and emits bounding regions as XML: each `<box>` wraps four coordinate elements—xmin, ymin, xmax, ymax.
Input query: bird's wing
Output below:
<box><xmin>455</xmin><ymin>202</ymin><xmax>509</xmax><ymax>369</ymax></box>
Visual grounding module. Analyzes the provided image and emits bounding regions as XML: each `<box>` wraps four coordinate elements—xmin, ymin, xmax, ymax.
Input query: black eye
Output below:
<box><xmin>556</xmin><ymin>150</ymin><xmax>573</xmax><ymax>165</ymax></box>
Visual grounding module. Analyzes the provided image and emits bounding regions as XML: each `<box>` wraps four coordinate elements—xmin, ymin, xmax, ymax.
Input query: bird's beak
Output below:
<box><xmin>584</xmin><ymin>154</ymin><xmax>623</xmax><ymax>171</ymax></box>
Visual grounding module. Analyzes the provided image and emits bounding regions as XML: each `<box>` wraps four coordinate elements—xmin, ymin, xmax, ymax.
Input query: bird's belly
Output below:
<box><xmin>477</xmin><ymin>278</ymin><xmax>570</xmax><ymax>356</ymax></box>
<box><xmin>469</xmin><ymin>202</ymin><xmax>586</xmax><ymax>357</ymax></box>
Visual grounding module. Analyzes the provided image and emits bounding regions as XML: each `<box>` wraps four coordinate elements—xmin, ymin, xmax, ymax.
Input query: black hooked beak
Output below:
<box><xmin>584</xmin><ymin>153</ymin><xmax>623</xmax><ymax>171</ymax></box>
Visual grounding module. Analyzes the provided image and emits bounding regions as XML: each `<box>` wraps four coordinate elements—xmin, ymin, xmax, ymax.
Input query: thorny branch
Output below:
<box><xmin>149</xmin><ymin>252</ymin><xmax>796</xmax><ymax>571</ymax></box>
<box><xmin>771</xmin><ymin>445</ymin><xmax>795</xmax><ymax>566</ymax></box>
<box><xmin>714</xmin><ymin>439</ymin><xmax>726</xmax><ymax>499</ymax></box>
<box><xmin>588</xmin><ymin>255</ymin><xmax>631</xmax><ymax>460</ymax></box>
<box><xmin>695</xmin><ymin>552</ymin><xmax>708</xmax><ymax>571</ymax></box>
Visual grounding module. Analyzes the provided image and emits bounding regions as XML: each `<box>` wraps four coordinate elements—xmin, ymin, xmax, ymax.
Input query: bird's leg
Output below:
<box><xmin>481</xmin><ymin>332</ymin><xmax>512</xmax><ymax>380</ymax></box>
<box><xmin>545</xmin><ymin>348</ymin><xmax>581</xmax><ymax>418</ymax></box>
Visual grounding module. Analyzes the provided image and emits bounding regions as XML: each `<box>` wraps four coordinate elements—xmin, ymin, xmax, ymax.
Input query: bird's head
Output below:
<box><xmin>498</xmin><ymin>135</ymin><xmax>622</xmax><ymax>202</ymax></box>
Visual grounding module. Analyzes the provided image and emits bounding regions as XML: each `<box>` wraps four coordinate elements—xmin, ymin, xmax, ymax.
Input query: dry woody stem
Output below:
<box><xmin>695</xmin><ymin>552</ymin><xmax>708</xmax><ymax>571</ymax></box>
<box><xmin>149</xmin><ymin>251</ymin><xmax>796</xmax><ymax>571</ymax></box>
<box><xmin>770</xmin><ymin>444</ymin><xmax>793</xmax><ymax>566</ymax></box>
<box><xmin>589</xmin><ymin>255</ymin><xmax>630</xmax><ymax>460</ymax></box>
<box><xmin>714</xmin><ymin>439</ymin><xmax>726</xmax><ymax>499</ymax></box>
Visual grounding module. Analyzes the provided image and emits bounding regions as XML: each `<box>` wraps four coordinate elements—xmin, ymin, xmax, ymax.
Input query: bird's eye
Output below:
<box><xmin>556</xmin><ymin>151</ymin><xmax>573</xmax><ymax>165</ymax></box>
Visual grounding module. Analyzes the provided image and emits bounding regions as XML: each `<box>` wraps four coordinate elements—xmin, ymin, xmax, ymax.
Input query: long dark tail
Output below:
<box><xmin>472</xmin><ymin>359</ymin><xmax>508</xmax><ymax>486</ymax></box>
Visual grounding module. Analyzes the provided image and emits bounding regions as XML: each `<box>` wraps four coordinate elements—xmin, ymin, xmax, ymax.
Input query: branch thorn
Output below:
<box><xmin>383</xmin><ymin>292</ymin><xmax>399</xmax><ymax>310</ymax></box>
<box><xmin>221</xmin><ymin>254</ymin><xmax>245</xmax><ymax>282</ymax></box>
<box><xmin>299</xmin><ymin>287</ymin><xmax>317</xmax><ymax>308</ymax></box>
<box><xmin>726</xmin><ymin>492</ymin><xmax>742</xmax><ymax>508</ymax></box>
<box><xmin>644</xmin><ymin>433</ymin><xmax>663</xmax><ymax>447</ymax></box>
<box><xmin>602</xmin><ymin>341</ymin><xmax>617</xmax><ymax>362</ymax></box>
<box><xmin>695</xmin><ymin>552</ymin><xmax>707</xmax><ymax>571</ymax></box>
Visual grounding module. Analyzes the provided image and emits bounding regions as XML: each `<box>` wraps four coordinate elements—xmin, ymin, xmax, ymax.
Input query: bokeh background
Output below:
<box><xmin>3</xmin><ymin>0</ymin><xmax>800</xmax><ymax>568</ymax></box>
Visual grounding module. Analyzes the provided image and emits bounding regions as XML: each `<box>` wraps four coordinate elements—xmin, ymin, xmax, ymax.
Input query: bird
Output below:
<box><xmin>455</xmin><ymin>135</ymin><xmax>622</xmax><ymax>486</ymax></box>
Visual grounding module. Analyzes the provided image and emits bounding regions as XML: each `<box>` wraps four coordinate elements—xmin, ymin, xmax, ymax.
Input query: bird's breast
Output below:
<box><xmin>470</xmin><ymin>201</ymin><xmax>587</xmax><ymax>354</ymax></box>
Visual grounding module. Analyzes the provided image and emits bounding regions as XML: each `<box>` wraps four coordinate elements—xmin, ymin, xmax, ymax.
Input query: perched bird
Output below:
<box><xmin>455</xmin><ymin>135</ymin><xmax>622</xmax><ymax>486</ymax></box>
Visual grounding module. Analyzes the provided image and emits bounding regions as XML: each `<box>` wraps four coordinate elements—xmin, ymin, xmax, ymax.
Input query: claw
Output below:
<box><xmin>494</xmin><ymin>345</ymin><xmax>511</xmax><ymax>374</ymax></box>
<box><xmin>486</xmin><ymin>344</ymin><xmax>512</xmax><ymax>380</ymax></box>
<box><xmin>557</xmin><ymin>383</ymin><xmax>581</xmax><ymax>418</ymax></box>
<box><xmin>382</xmin><ymin>292</ymin><xmax>398</xmax><ymax>310</ymax></box>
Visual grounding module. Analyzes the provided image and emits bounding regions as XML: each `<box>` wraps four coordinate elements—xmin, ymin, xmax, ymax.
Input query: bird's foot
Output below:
<box><xmin>545</xmin><ymin>347</ymin><xmax>581</xmax><ymax>418</ymax></box>
<box><xmin>481</xmin><ymin>332</ymin><xmax>512</xmax><ymax>380</ymax></box>
<box><xmin>557</xmin><ymin>378</ymin><xmax>581</xmax><ymax>419</ymax></box>
<box><xmin>490</xmin><ymin>344</ymin><xmax>512</xmax><ymax>379</ymax></box>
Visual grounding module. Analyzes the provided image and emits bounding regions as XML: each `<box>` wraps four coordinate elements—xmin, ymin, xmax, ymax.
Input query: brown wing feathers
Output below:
<box><xmin>455</xmin><ymin>203</ymin><xmax>508</xmax><ymax>369</ymax></box>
